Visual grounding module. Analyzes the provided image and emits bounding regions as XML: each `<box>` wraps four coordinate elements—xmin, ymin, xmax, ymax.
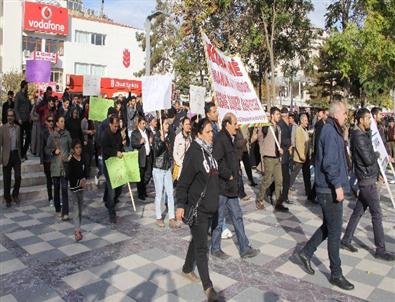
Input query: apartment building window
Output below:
<box><xmin>75</xmin><ymin>31</ymin><xmax>90</xmax><ymax>44</ymax></box>
<box><xmin>91</xmin><ymin>33</ymin><xmax>106</xmax><ymax>46</ymax></box>
<box><xmin>75</xmin><ymin>63</ymin><xmax>105</xmax><ymax>76</ymax></box>
<box><xmin>75</xmin><ymin>31</ymin><xmax>106</xmax><ymax>46</ymax></box>
<box><xmin>51</xmin><ymin>70</ymin><xmax>63</xmax><ymax>84</ymax></box>
<box><xmin>22</xmin><ymin>36</ymin><xmax>42</xmax><ymax>52</ymax></box>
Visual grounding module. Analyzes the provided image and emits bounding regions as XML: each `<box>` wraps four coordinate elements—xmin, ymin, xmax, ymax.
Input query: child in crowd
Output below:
<box><xmin>68</xmin><ymin>139</ymin><xmax>87</xmax><ymax>241</ymax></box>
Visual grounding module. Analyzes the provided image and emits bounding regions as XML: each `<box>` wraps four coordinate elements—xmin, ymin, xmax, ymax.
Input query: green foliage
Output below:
<box><xmin>0</xmin><ymin>71</ymin><xmax>25</xmax><ymax>102</ymax></box>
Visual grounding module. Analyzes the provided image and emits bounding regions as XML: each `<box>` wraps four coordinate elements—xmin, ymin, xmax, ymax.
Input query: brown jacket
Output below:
<box><xmin>0</xmin><ymin>123</ymin><xmax>21</xmax><ymax>166</ymax></box>
<box><xmin>293</xmin><ymin>126</ymin><xmax>310</xmax><ymax>163</ymax></box>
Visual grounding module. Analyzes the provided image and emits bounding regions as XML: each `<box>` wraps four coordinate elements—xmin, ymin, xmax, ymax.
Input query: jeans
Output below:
<box><xmin>211</xmin><ymin>195</ymin><xmax>250</xmax><ymax>256</ymax></box>
<box><xmin>53</xmin><ymin>176</ymin><xmax>69</xmax><ymax>215</ymax></box>
<box><xmin>183</xmin><ymin>211</ymin><xmax>213</xmax><ymax>290</ymax></box>
<box><xmin>342</xmin><ymin>184</ymin><xmax>386</xmax><ymax>254</ymax></box>
<box><xmin>152</xmin><ymin>168</ymin><xmax>175</xmax><ymax>220</ymax></box>
<box><xmin>2</xmin><ymin>151</ymin><xmax>21</xmax><ymax>202</ymax></box>
<box><xmin>43</xmin><ymin>162</ymin><xmax>53</xmax><ymax>201</ymax></box>
<box><xmin>103</xmin><ymin>164</ymin><xmax>122</xmax><ymax>218</ymax></box>
<box><xmin>302</xmin><ymin>193</ymin><xmax>343</xmax><ymax>278</ymax></box>
<box><xmin>70</xmin><ymin>190</ymin><xmax>84</xmax><ymax>230</ymax></box>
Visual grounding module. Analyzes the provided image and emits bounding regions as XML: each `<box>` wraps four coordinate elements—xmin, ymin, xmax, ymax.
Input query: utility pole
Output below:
<box><xmin>100</xmin><ymin>0</ymin><xmax>104</xmax><ymax>17</ymax></box>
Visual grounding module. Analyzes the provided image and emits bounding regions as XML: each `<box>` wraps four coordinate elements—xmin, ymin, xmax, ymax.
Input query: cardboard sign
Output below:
<box><xmin>142</xmin><ymin>74</ymin><xmax>172</xmax><ymax>113</ymax></box>
<box><xmin>83</xmin><ymin>75</ymin><xmax>101</xmax><ymax>96</ymax></box>
<box><xmin>189</xmin><ymin>85</ymin><xmax>206</xmax><ymax>116</ymax></box>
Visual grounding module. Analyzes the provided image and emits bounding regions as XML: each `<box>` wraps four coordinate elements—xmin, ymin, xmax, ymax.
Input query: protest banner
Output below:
<box><xmin>26</xmin><ymin>60</ymin><xmax>51</xmax><ymax>83</ymax></box>
<box><xmin>370</xmin><ymin>116</ymin><xmax>395</xmax><ymax>208</ymax></box>
<box><xmin>189</xmin><ymin>85</ymin><xmax>206</xmax><ymax>116</ymax></box>
<box><xmin>83</xmin><ymin>75</ymin><xmax>101</xmax><ymax>96</ymax></box>
<box><xmin>105</xmin><ymin>151</ymin><xmax>140</xmax><ymax>211</ymax></box>
<box><xmin>88</xmin><ymin>97</ymin><xmax>114</xmax><ymax>121</ymax></box>
<box><xmin>201</xmin><ymin>33</ymin><xmax>268</xmax><ymax>126</ymax></box>
<box><xmin>142</xmin><ymin>74</ymin><xmax>172</xmax><ymax>113</ymax></box>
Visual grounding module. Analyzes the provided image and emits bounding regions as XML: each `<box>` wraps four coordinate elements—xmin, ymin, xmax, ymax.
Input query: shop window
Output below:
<box><xmin>22</xmin><ymin>36</ymin><xmax>42</xmax><ymax>52</ymax></box>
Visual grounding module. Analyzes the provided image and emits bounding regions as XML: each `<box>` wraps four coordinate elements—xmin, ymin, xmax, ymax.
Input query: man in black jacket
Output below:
<box><xmin>211</xmin><ymin>112</ymin><xmax>259</xmax><ymax>259</ymax></box>
<box><xmin>2</xmin><ymin>91</ymin><xmax>14</xmax><ymax>125</ymax></box>
<box><xmin>341</xmin><ymin>108</ymin><xmax>395</xmax><ymax>261</ymax></box>
<box><xmin>102</xmin><ymin>115</ymin><xmax>124</xmax><ymax>223</ymax></box>
<box><xmin>278</xmin><ymin>107</ymin><xmax>292</xmax><ymax>203</ymax></box>
<box><xmin>131</xmin><ymin>116</ymin><xmax>152</xmax><ymax>200</ymax></box>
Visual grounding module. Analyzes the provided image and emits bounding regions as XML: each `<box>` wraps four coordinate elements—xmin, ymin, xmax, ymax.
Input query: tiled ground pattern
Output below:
<box><xmin>1</xmin><ymin>171</ymin><xmax>394</xmax><ymax>302</ymax></box>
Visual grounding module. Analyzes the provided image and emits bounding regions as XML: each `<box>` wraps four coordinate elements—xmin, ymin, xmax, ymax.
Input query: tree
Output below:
<box><xmin>0</xmin><ymin>71</ymin><xmax>25</xmax><ymax>101</ymax></box>
<box><xmin>325</xmin><ymin>0</ymin><xmax>365</xmax><ymax>31</ymax></box>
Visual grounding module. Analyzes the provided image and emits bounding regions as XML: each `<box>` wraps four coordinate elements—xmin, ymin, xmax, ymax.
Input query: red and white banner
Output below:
<box><xmin>33</xmin><ymin>51</ymin><xmax>58</xmax><ymax>64</ymax></box>
<box><xmin>24</xmin><ymin>1</ymin><xmax>69</xmax><ymax>36</ymax></box>
<box><xmin>202</xmin><ymin>33</ymin><xmax>267</xmax><ymax>125</ymax></box>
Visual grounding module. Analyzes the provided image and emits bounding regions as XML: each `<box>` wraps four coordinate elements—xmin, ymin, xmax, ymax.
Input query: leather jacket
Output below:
<box><xmin>350</xmin><ymin>126</ymin><xmax>379</xmax><ymax>186</ymax></box>
<box><xmin>153</xmin><ymin>132</ymin><xmax>172</xmax><ymax>170</ymax></box>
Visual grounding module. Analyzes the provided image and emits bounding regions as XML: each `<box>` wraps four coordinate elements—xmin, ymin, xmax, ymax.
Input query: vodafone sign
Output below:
<box><xmin>24</xmin><ymin>2</ymin><xmax>68</xmax><ymax>36</ymax></box>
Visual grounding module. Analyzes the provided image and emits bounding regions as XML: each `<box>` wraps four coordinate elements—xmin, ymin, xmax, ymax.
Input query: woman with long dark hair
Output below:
<box><xmin>176</xmin><ymin>118</ymin><xmax>220</xmax><ymax>302</ymax></box>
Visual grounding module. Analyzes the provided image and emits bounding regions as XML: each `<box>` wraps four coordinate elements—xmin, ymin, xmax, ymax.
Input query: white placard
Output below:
<box><xmin>83</xmin><ymin>75</ymin><xmax>101</xmax><ymax>96</ymax></box>
<box><xmin>370</xmin><ymin>116</ymin><xmax>389</xmax><ymax>171</ymax></box>
<box><xmin>202</xmin><ymin>33</ymin><xmax>268</xmax><ymax>125</ymax></box>
<box><xmin>189</xmin><ymin>85</ymin><xmax>206</xmax><ymax>116</ymax></box>
<box><xmin>142</xmin><ymin>74</ymin><xmax>172</xmax><ymax>113</ymax></box>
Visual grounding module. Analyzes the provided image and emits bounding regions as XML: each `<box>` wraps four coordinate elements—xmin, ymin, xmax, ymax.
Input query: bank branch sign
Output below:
<box><xmin>24</xmin><ymin>1</ymin><xmax>69</xmax><ymax>36</ymax></box>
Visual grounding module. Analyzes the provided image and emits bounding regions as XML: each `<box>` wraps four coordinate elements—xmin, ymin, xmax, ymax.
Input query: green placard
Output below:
<box><xmin>89</xmin><ymin>97</ymin><xmax>114</xmax><ymax>121</ymax></box>
<box><xmin>105</xmin><ymin>151</ymin><xmax>140</xmax><ymax>189</ymax></box>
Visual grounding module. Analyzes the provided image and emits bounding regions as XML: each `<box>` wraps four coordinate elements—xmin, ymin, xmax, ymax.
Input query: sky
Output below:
<box><xmin>84</xmin><ymin>0</ymin><xmax>329</xmax><ymax>30</ymax></box>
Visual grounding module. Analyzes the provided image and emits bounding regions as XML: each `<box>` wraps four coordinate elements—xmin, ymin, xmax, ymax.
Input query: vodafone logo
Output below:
<box><xmin>24</xmin><ymin>2</ymin><xmax>68</xmax><ymax>35</ymax></box>
<box><xmin>41</xmin><ymin>6</ymin><xmax>52</xmax><ymax>20</ymax></box>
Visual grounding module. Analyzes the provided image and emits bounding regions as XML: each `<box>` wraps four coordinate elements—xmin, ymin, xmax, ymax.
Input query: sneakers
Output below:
<box><xmin>62</xmin><ymin>215</ymin><xmax>69</xmax><ymax>221</ymax></box>
<box><xmin>211</xmin><ymin>250</ymin><xmax>230</xmax><ymax>260</ymax></box>
<box><xmin>205</xmin><ymin>287</ymin><xmax>219</xmax><ymax>302</ymax></box>
<box><xmin>221</xmin><ymin>228</ymin><xmax>233</xmax><ymax>239</ymax></box>
<box><xmin>49</xmin><ymin>199</ymin><xmax>54</xmax><ymax>207</ymax></box>
<box><xmin>340</xmin><ymin>241</ymin><xmax>358</xmax><ymax>253</ymax></box>
<box><xmin>94</xmin><ymin>175</ymin><xmax>99</xmax><ymax>186</ymax></box>
<box><xmin>182</xmin><ymin>271</ymin><xmax>200</xmax><ymax>282</ymax></box>
<box><xmin>375</xmin><ymin>251</ymin><xmax>395</xmax><ymax>261</ymax></box>
<box><xmin>156</xmin><ymin>219</ymin><xmax>165</xmax><ymax>228</ymax></box>
<box><xmin>330</xmin><ymin>275</ymin><xmax>355</xmax><ymax>290</ymax></box>
<box><xmin>241</xmin><ymin>247</ymin><xmax>259</xmax><ymax>259</ymax></box>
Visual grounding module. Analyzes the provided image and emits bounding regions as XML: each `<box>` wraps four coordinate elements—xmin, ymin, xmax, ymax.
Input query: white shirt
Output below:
<box><xmin>139</xmin><ymin>128</ymin><xmax>150</xmax><ymax>156</ymax></box>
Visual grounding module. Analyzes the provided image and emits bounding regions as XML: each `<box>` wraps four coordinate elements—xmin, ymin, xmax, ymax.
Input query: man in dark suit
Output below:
<box><xmin>2</xmin><ymin>91</ymin><xmax>14</xmax><ymax>125</ymax></box>
<box><xmin>131</xmin><ymin>116</ymin><xmax>152</xmax><ymax>200</ymax></box>
<box><xmin>0</xmin><ymin>109</ymin><xmax>22</xmax><ymax>207</ymax></box>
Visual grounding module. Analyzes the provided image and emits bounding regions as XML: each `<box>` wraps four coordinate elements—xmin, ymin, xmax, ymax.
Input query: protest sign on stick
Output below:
<box><xmin>189</xmin><ymin>85</ymin><xmax>206</xmax><ymax>116</ymax></box>
<box><xmin>105</xmin><ymin>151</ymin><xmax>140</xmax><ymax>211</ymax></box>
<box><xmin>201</xmin><ymin>32</ymin><xmax>268</xmax><ymax>127</ymax></box>
<box><xmin>142</xmin><ymin>74</ymin><xmax>172</xmax><ymax>113</ymax></box>
<box><xmin>83</xmin><ymin>75</ymin><xmax>101</xmax><ymax>96</ymax></box>
<box><xmin>89</xmin><ymin>97</ymin><xmax>114</xmax><ymax>121</ymax></box>
<box><xmin>26</xmin><ymin>60</ymin><xmax>51</xmax><ymax>83</ymax></box>
<box><xmin>371</xmin><ymin>116</ymin><xmax>395</xmax><ymax>207</ymax></box>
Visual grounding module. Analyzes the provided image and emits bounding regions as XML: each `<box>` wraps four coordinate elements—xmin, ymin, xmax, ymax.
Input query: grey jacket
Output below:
<box><xmin>15</xmin><ymin>91</ymin><xmax>31</xmax><ymax>123</ymax></box>
<box><xmin>45</xmin><ymin>129</ymin><xmax>72</xmax><ymax>177</ymax></box>
<box><xmin>0</xmin><ymin>124</ymin><xmax>21</xmax><ymax>166</ymax></box>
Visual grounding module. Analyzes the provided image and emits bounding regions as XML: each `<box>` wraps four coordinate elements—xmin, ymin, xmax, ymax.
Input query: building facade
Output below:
<box><xmin>1</xmin><ymin>0</ymin><xmax>144</xmax><ymax>95</ymax></box>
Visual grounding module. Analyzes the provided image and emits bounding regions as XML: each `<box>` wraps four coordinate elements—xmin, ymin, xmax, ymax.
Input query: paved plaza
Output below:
<box><xmin>1</xmin><ymin>172</ymin><xmax>394</xmax><ymax>302</ymax></box>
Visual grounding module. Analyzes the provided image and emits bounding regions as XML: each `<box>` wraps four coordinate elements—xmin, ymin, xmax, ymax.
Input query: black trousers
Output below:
<box><xmin>241</xmin><ymin>151</ymin><xmax>254</xmax><ymax>182</ymax></box>
<box><xmin>183</xmin><ymin>211</ymin><xmax>213</xmax><ymax>290</ymax></box>
<box><xmin>342</xmin><ymin>184</ymin><xmax>386</xmax><ymax>253</ymax></box>
<box><xmin>281</xmin><ymin>162</ymin><xmax>290</xmax><ymax>201</ymax></box>
<box><xmin>20</xmin><ymin>121</ymin><xmax>31</xmax><ymax>158</ymax></box>
<box><xmin>3</xmin><ymin>151</ymin><xmax>21</xmax><ymax>202</ymax></box>
<box><xmin>83</xmin><ymin>140</ymin><xmax>94</xmax><ymax>178</ymax></box>
<box><xmin>43</xmin><ymin>162</ymin><xmax>53</xmax><ymax>201</ymax></box>
<box><xmin>290</xmin><ymin>160</ymin><xmax>312</xmax><ymax>198</ymax></box>
<box><xmin>137</xmin><ymin>167</ymin><xmax>147</xmax><ymax>198</ymax></box>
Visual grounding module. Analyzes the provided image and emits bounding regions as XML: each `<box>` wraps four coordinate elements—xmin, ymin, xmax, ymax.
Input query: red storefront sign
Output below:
<box><xmin>33</xmin><ymin>51</ymin><xmax>58</xmax><ymax>64</ymax></box>
<box><xmin>24</xmin><ymin>1</ymin><xmax>69</xmax><ymax>36</ymax></box>
<box><xmin>67</xmin><ymin>75</ymin><xmax>142</xmax><ymax>98</ymax></box>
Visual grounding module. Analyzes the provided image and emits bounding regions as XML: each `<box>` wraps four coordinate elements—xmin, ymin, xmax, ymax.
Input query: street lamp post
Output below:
<box><xmin>145</xmin><ymin>11</ymin><xmax>166</xmax><ymax>76</ymax></box>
